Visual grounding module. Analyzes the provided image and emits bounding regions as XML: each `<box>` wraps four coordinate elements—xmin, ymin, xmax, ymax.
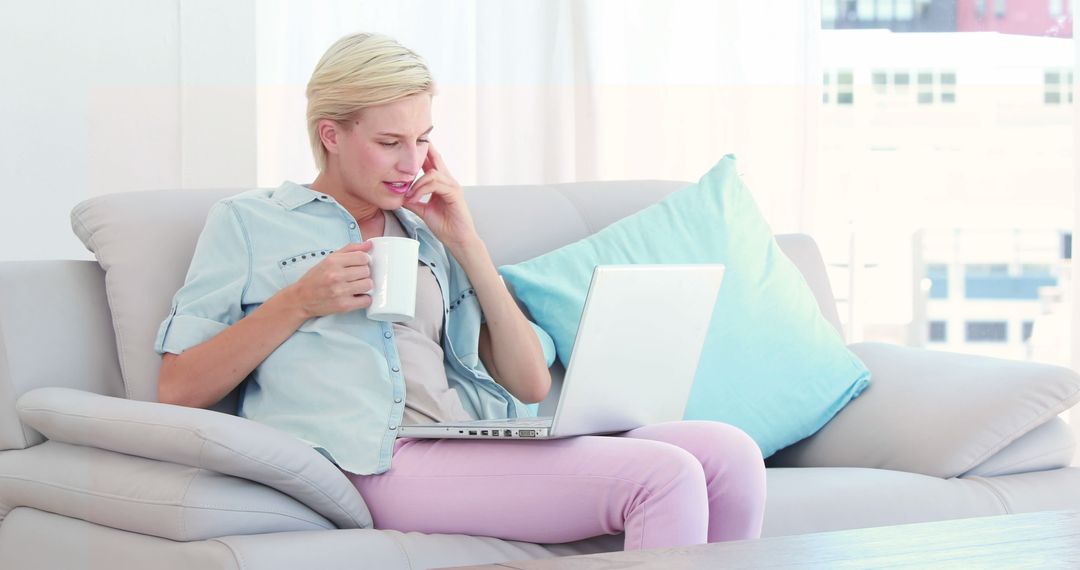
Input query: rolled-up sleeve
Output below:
<box><xmin>529</xmin><ymin>320</ymin><xmax>557</xmax><ymax>368</ymax></box>
<box><xmin>154</xmin><ymin>201</ymin><xmax>251</xmax><ymax>355</ymax></box>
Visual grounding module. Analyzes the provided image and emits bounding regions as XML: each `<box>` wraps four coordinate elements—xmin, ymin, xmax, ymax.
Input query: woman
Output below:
<box><xmin>155</xmin><ymin>32</ymin><xmax>766</xmax><ymax>549</ymax></box>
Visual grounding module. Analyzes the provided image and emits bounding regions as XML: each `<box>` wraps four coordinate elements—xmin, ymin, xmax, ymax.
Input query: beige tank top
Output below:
<box><xmin>384</xmin><ymin>213</ymin><xmax>475</xmax><ymax>425</ymax></box>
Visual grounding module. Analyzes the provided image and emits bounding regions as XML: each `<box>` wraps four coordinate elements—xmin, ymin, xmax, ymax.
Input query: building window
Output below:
<box><xmin>1045</xmin><ymin>70</ymin><xmax>1062</xmax><ymax>104</ymax></box>
<box><xmin>876</xmin><ymin>0</ymin><xmax>894</xmax><ymax>21</ymax></box>
<box><xmin>964</xmin><ymin>263</ymin><xmax>1057</xmax><ymax>300</ymax></box>
<box><xmin>1050</xmin><ymin>0</ymin><xmax>1063</xmax><ymax>17</ymax></box>
<box><xmin>927</xmin><ymin>263</ymin><xmax>949</xmax><ymax>299</ymax></box>
<box><xmin>857</xmin><ymin>0</ymin><xmax>875</xmax><ymax>20</ymax></box>
<box><xmin>837</xmin><ymin>70</ymin><xmax>855</xmax><ymax>105</ymax></box>
<box><xmin>940</xmin><ymin>71</ymin><xmax>956</xmax><ymax>104</ymax></box>
<box><xmin>823</xmin><ymin>0</ymin><xmax>839</xmax><ymax>24</ymax></box>
<box><xmin>1022</xmin><ymin>321</ymin><xmax>1035</xmax><ymax>342</ymax></box>
<box><xmin>872</xmin><ymin>70</ymin><xmax>889</xmax><ymax>95</ymax></box>
<box><xmin>894</xmin><ymin>71</ymin><xmax>911</xmax><ymax>93</ymax></box>
<box><xmin>994</xmin><ymin>0</ymin><xmax>1006</xmax><ymax>18</ymax></box>
<box><xmin>895</xmin><ymin>0</ymin><xmax>914</xmax><ymax>20</ymax></box>
<box><xmin>823</xmin><ymin>71</ymin><xmax>831</xmax><ymax>104</ymax></box>
<box><xmin>929</xmin><ymin>321</ymin><xmax>947</xmax><ymax>342</ymax></box>
<box><xmin>975</xmin><ymin>0</ymin><xmax>986</xmax><ymax>18</ymax></box>
<box><xmin>966</xmin><ymin>321</ymin><xmax>1008</xmax><ymax>342</ymax></box>
<box><xmin>917</xmin><ymin>71</ymin><xmax>934</xmax><ymax>104</ymax></box>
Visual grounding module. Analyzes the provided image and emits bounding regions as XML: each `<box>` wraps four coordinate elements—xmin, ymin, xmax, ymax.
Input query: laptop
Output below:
<box><xmin>398</xmin><ymin>264</ymin><xmax>725</xmax><ymax>440</ymax></box>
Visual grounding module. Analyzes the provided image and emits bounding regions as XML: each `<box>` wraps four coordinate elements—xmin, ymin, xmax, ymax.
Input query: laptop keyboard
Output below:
<box><xmin>461</xmin><ymin>418</ymin><xmax>553</xmax><ymax>428</ymax></box>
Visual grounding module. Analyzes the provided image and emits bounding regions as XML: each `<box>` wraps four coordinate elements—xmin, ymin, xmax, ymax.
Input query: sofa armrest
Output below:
<box><xmin>16</xmin><ymin>387</ymin><xmax>371</xmax><ymax>529</ymax></box>
<box><xmin>767</xmin><ymin>342</ymin><xmax>1080</xmax><ymax>479</ymax></box>
<box><xmin>0</xmin><ymin>441</ymin><xmax>334</xmax><ymax>541</ymax></box>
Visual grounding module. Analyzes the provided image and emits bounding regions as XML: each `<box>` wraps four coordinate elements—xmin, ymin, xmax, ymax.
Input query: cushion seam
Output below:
<box><xmin>961</xmin><ymin>475</ymin><xmax>1013</xmax><ymax>515</ymax></box>
<box><xmin>967</xmin><ymin>441</ymin><xmax>1077</xmax><ymax>477</ymax></box>
<box><xmin>0</xmin><ymin>473</ymin><xmax>334</xmax><ymax>527</ymax></box>
<box><xmin>208</xmin><ymin>538</ymin><xmax>247</xmax><ymax>570</ymax></box>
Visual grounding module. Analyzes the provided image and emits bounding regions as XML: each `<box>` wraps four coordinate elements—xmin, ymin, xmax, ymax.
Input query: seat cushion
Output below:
<box><xmin>499</xmin><ymin>155</ymin><xmax>871</xmax><ymax>457</ymax></box>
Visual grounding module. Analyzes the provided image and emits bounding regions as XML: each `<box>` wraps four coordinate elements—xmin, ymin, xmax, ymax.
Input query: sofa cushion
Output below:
<box><xmin>498</xmin><ymin>155</ymin><xmax>871</xmax><ymax>458</ymax></box>
<box><xmin>768</xmin><ymin>342</ymin><xmax>1080</xmax><ymax>478</ymax></box>
<box><xmin>0</xmin><ymin>441</ymin><xmax>333</xmax><ymax>541</ymax></box>
<box><xmin>70</xmin><ymin>188</ymin><xmax>237</xmax><ymax>404</ymax></box>
<box><xmin>963</xmin><ymin>416</ymin><xmax>1075</xmax><ymax>478</ymax></box>
<box><xmin>16</xmin><ymin>387</ymin><xmax>372</xmax><ymax>530</ymax></box>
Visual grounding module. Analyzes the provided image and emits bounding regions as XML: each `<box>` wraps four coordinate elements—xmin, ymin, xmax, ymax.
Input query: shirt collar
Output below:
<box><xmin>272</xmin><ymin>181</ymin><xmax>322</xmax><ymax>210</ymax></box>
<box><xmin>272</xmin><ymin>181</ymin><xmax>439</xmax><ymax>246</ymax></box>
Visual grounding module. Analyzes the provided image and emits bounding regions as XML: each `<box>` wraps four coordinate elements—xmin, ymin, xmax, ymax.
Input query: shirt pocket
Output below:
<box><xmin>278</xmin><ymin>248</ymin><xmax>336</xmax><ymax>287</ymax></box>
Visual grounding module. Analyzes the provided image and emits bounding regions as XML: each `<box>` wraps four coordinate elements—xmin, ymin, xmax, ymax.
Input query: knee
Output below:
<box><xmin>684</xmin><ymin>421</ymin><xmax>765</xmax><ymax>476</ymax></box>
<box><xmin>646</xmin><ymin>442</ymin><xmax>708</xmax><ymax>492</ymax></box>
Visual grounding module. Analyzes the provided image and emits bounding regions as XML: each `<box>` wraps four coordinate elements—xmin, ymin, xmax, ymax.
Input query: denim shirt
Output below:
<box><xmin>154</xmin><ymin>181</ymin><xmax>556</xmax><ymax>475</ymax></box>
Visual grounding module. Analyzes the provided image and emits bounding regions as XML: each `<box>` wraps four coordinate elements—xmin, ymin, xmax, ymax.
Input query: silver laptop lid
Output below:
<box><xmin>550</xmin><ymin>264</ymin><xmax>725</xmax><ymax>437</ymax></box>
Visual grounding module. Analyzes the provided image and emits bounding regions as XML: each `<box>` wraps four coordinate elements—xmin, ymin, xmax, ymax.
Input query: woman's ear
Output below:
<box><xmin>318</xmin><ymin>119</ymin><xmax>341</xmax><ymax>155</ymax></box>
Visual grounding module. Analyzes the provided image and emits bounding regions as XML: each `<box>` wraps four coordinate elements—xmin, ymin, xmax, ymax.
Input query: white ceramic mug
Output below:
<box><xmin>366</xmin><ymin>236</ymin><xmax>420</xmax><ymax>322</ymax></box>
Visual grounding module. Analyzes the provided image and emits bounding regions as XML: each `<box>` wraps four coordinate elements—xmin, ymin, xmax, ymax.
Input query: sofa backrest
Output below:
<box><xmin>0</xmin><ymin>180</ymin><xmax>841</xmax><ymax>444</ymax></box>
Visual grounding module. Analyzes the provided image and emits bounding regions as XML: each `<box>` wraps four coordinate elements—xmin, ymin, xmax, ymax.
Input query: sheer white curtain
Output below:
<box><xmin>255</xmin><ymin>0</ymin><xmax>819</xmax><ymax>233</ymax></box>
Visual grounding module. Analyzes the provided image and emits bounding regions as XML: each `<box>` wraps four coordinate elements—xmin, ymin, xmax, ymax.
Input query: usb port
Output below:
<box><xmin>481</xmin><ymin>430</ymin><xmax>489</xmax><ymax>436</ymax></box>
<box><xmin>518</xmin><ymin>429</ymin><xmax>537</xmax><ymax>438</ymax></box>
<box><xmin>468</xmin><ymin>430</ymin><xmax>478</xmax><ymax>435</ymax></box>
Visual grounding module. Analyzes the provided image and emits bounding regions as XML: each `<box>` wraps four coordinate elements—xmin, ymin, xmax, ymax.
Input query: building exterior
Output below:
<box><xmin>817</xmin><ymin>28</ymin><xmax>1073</xmax><ymax>360</ymax></box>
<box><xmin>823</xmin><ymin>0</ymin><xmax>1073</xmax><ymax>37</ymax></box>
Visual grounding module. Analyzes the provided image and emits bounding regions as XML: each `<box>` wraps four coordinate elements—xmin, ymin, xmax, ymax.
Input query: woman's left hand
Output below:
<box><xmin>403</xmin><ymin>142</ymin><xmax>479</xmax><ymax>251</ymax></box>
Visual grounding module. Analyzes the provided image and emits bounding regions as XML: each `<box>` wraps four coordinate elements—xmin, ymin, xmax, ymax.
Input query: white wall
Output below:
<box><xmin>0</xmin><ymin>0</ymin><xmax>255</xmax><ymax>262</ymax></box>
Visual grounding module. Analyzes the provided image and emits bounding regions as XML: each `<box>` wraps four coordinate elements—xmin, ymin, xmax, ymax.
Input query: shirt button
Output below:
<box><xmin>349</xmin><ymin>222</ymin><xmax>357</xmax><ymax>229</ymax></box>
<box><xmin>389</xmin><ymin>425</ymin><xmax>398</xmax><ymax>430</ymax></box>
<box><xmin>391</xmin><ymin>366</ymin><xmax>400</xmax><ymax>372</ymax></box>
<box><xmin>394</xmin><ymin>398</ymin><xmax>402</xmax><ymax>403</ymax></box>
<box><xmin>384</xmin><ymin>331</ymin><xmax>392</xmax><ymax>339</ymax></box>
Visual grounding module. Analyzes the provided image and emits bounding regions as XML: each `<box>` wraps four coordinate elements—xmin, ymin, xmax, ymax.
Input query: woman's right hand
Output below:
<box><xmin>284</xmin><ymin>241</ymin><xmax>375</xmax><ymax>319</ymax></box>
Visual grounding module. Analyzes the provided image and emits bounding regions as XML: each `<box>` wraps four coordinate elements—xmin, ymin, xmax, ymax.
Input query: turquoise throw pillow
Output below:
<box><xmin>498</xmin><ymin>155</ymin><xmax>871</xmax><ymax>457</ymax></box>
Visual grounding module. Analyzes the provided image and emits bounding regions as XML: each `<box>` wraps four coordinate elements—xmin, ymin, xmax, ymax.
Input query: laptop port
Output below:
<box><xmin>518</xmin><ymin>429</ymin><xmax>537</xmax><ymax>438</ymax></box>
<box><xmin>468</xmin><ymin>430</ymin><xmax>478</xmax><ymax>435</ymax></box>
<box><xmin>504</xmin><ymin>430</ymin><xmax>512</xmax><ymax>437</ymax></box>
<box><xmin>481</xmin><ymin>430</ymin><xmax>489</xmax><ymax>436</ymax></box>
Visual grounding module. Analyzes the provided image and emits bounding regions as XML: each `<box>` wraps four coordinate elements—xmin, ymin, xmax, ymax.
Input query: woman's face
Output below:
<box><xmin>325</xmin><ymin>93</ymin><xmax>433</xmax><ymax>210</ymax></box>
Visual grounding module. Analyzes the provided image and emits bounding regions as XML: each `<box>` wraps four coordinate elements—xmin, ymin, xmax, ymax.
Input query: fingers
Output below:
<box><xmin>336</xmin><ymin>241</ymin><xmax>372</xmax><ymax>252</ymax></box>
<box><xmin>427</xmin><ymin>142</ymin><xmax>447</xmax><ymax>172</ymax></box>
<box><xmin>342</xmin><ymin>264</ymin><xmax>371</xmax><ymax>282</ymax></box>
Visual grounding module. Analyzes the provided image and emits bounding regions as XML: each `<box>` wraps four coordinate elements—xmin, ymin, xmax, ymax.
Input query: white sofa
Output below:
<box><xmin>2</xmin><ymin>180</ymin><xmax>1080</xmax><ymax>569</ymax></box>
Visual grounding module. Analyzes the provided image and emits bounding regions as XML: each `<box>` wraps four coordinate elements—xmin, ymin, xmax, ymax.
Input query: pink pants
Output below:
<box><xmin>343</xmin><ymin>420</ymin><xmax>767</xmax><ymax>550</ymax></box>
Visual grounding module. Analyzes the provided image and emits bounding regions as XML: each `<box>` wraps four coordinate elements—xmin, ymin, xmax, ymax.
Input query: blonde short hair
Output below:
<box><xmin>306</xmin><ymin>32</ymin><xmax>437</xmax><ymax>171</ymax></box>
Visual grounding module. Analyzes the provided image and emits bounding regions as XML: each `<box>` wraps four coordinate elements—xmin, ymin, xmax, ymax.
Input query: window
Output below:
<box><xmin>858</xmin><ymin>0</ymin><xmax>875</xmax><ymax>20</ymax></box>
<box><xmin>964</xmin><ymin>263</ymin><xmax>1057</xmax><ymax>300</ymax></box>
<box><xmin>837</xmin><ymin>70</ymin><xmax>854</xmax><ymax>105</ymax></box>
<box><xmin>894</xmin><ymin>71</ymin><xmax>911</xmax><ymax>88</ymax></box>
<box><xmin>966</xmin><ymin>321</ymin><xmax>1008</xmax><ymax>342</ymax></box>
<box><xmin>929</xmin><ymin>320</ymin><xmax>947</xmax><ymax>342</ymax></box>
<box><xmin>1046</xmin><ymin>70</ymin><xmax>1062</xmax><ymax>105</ymax></box>
<box><xmin>927</xmin><ymin>264</ymin><xmax>949</xmax><ymax>298</ymax></box>
<box><xmin>1050</xmin><ymin>0</ymin><xmax>1063</xmax><ymax>17</ymax></box>
<box><xmin>917</xmin><ymin>70</ymin><xmax>934</xmax><ymax>104</ymax></box>
<box><xmin>823</xmin><ymin>71</ymin><xmax>832</xmax><ymax>104</ymax></box>
<box><xmin>1023</xmin><ymin>321</ymin><xmax>1035</xmax><ymax>342</ymax></box>
<box><xmin>895</xmin><ymin>0</ymin><xmax>914</xmax><ymax>20</ymax></box>
<box><xmin>940</xmin><ymin>71</ymin><xmax>956</xmax><ymax>104</ymax></box>
<box><xmin>994</xmin><ymin>0</ymin><xmax>1006</xmax><ymax>18</ymax></box>
<box><xmin>876</xmin><ymin>0</ymin><xmax>894</xmax><ymax>21</ymax></box>
<box><xmin>872</xmin><ymin>70</ymin><xmax>889</xmax><ymax>94</ymax></box>
<box><xmin>823</xmin><ymin>0</ymin><xmax>838</xmax><ymax>24</ymax></box>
